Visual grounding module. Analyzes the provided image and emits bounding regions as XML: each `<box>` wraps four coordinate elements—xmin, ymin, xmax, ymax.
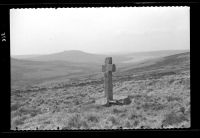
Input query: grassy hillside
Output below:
<box><xmin>115</xmin><ymin>52</ymin><xmax>190</xmax><ymax>78</ymax></box>
<box><xmin>11</xmin><ymin>52</ymin><xmax>190</xmax><ymax>130</ymax></box>
<box><xmin>11</xmin><ymin>58</ymin><xmax>100</xmax><ymax>89</ymax></box>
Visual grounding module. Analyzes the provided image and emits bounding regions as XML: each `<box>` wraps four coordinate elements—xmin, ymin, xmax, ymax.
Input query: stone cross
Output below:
<box><xmin>102</xmin><ymin>57</ymin><xmax>116</xmax><ymax>104</ymax></box>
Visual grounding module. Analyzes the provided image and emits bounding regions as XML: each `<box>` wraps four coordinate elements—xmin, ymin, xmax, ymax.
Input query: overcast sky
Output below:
<box><xmin>10</xmin><ymin>7</ymin><xmax>190</xmax><ymax>55</ymax></box>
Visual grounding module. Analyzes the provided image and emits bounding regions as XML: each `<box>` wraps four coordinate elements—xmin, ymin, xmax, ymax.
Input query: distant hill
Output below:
<box><xmin>11</xmin><ymin>50</ymin><xmax>190</xmax><ymax>89</ymax></box>
<box><xmin>12</xmin><ymin>50</ymin><xmax>189</xmax><ymax>65</ymax></box>
<box><xmin>12</xmin><ymin>54</ymin><xmax>43</xmax><ymax>59</ymax></box>
<box><xmin>125</xmin><ymin>49</ymin><xmax>189</xmax><ymax>56</ymax></box>
<box><xmin>121</xmin><ymin>50</ymin><xmax>189</xmax><ymax>63</ymax></box>
<box><xmin>16</xmin><ymin>50</ymin><xmax>108</xmax><ymax>64</ymax></box>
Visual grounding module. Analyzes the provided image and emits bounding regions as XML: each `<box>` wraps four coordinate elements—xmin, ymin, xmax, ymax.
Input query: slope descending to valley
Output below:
<box><xmin>11</xmin><ymin>58</ymin><xmax>101</xmax><ymax>90</ymax></box>
<box><xmin>11</xmin><ymin>52</ymin><xmax>190</xmax><ymax>130</ymax></box>
<box><xmin>11</xmin><ymin>50</ymin><xmax>188</xmax><ymax>90</ymax></box>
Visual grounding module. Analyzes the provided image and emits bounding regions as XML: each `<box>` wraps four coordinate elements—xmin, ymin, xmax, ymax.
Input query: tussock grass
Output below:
<box><xmin>18</xmin><ymin>108</ymin><xmax>42</xmax><ymax>117</ymax></box>
<box><xmin>142</xmin><ymin>102</ymin><xmax>166</xmax><ymax>111</ymax></box>
<box><xmin>112</xmin><ymin>108</ymin><xmax>127</xmax><ymax>114</ymax></box>
<box><xmin>85</xmin><ymin>113</ymin><xmax>99</xmax><ymax>123</ymax></box>
<box><xmin>162</xmin><ymin>112</ymin><xmax>188</xmax><ymax>127</ymax></box>
<box><xmin>62</xmin><ymin>113</ymin><xmax>91</xmax><ymax>129</ymax></box>
<box><xmin>107</xmin><ymin>115</ymin><xmax>120</xmax><ymax>126</ymax></box>
<box><xmin>11</xmin><ymin>103</ymin><xmax>21</xmax><ymax>111</ymax></box>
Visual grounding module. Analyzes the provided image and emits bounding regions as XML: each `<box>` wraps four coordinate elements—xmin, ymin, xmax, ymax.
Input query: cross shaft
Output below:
<box><xmin>102</xmin><ymin>57</ymin><xmax>116</xmax><ymax>103</ymax></box>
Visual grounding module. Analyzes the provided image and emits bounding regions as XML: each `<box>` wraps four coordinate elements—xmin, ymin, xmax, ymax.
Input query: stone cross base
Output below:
<box><xmin>95</xmin><ymin>95</ymin><xmax>132</xmax><ymax>106</ymax></box>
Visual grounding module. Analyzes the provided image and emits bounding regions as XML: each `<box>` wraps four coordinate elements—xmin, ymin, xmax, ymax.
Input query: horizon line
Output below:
<box><xmin>11</xmin><ymin>49</ymin><xmax>190</xmax><ymax>56</ymax></box>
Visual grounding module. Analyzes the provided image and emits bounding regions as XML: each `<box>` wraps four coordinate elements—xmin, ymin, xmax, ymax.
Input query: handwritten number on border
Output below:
<box><xmin>1</xmin><ymin>32</ymin><xmax>6</xmax><ymax>42</ymax></box>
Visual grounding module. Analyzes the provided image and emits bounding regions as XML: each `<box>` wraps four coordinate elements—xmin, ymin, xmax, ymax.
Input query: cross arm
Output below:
<box><xmin>102</xmin><ymin>64</ymin><xmax>116</xmax><ymax>72</ymax></box>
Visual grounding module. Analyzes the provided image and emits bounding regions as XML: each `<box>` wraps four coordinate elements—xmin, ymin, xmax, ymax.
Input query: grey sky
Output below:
<box><xmin>10</xmin><ymin>7</ymin><xmax>190</xmax><ymax>55</ymax></box>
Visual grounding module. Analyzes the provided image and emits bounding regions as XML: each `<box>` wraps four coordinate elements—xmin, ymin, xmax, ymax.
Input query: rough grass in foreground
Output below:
<box><xmin>162</xmin><ymin>111</ymin><xmax>188</xmax><ymax>127</ymax></box>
